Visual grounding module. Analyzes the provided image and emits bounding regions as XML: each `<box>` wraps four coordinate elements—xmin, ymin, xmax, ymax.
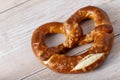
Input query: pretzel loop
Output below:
<box><xmin>32</xmin><ymin>22</ymin><xmax>82</xmax><ymax>61</ymax></box>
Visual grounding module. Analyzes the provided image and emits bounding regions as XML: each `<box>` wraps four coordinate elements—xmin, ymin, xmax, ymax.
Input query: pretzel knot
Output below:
<box><xmin>31</xmin><ymin>6</ymin><xmax>114</xmax><ymax>73</ymax></box>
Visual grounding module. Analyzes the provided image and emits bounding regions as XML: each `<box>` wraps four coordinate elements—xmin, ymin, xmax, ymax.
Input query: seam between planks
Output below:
<box><xmin>20</xmin><ymin>33</ymin><xmax>120</xmax><ymax>80</ymax></box>
<box><xmin>0</xmin><ymin>0</ymin><xmax>31</xmax><ymax>14</ymax></box>
<box><xmin>20</xmin><ymin>68</ymin><xmax>47</xmax><ymax>80</ymax></box>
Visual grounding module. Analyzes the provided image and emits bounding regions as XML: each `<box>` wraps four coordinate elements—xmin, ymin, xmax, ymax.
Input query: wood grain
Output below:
<box><xmin>0</xmin><ymin>0</ymin><xmax>30</xmax><ymax>14</ymax></box>
<box><xmin>0</xmin><ymin>0</ymin><xmax>120</xmax><ymax>80</ymax></box>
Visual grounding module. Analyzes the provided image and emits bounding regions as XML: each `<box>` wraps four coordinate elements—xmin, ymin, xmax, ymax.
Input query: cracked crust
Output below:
<box><xmin>31</xmin><ymin>6</ymin><xmax>114</xmax><ymax>73</ymax></box>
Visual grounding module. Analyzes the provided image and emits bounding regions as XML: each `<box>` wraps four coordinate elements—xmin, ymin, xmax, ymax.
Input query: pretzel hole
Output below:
<box><xmin>45</xmin><ymin>33</ymin><xmax>66</xmax><ymax>47</ymax></box>
<box><xmin>66</xmin><ymin>43</ymin><xmax>92</xmax><ymax>56</ymax></box>
<box><xmin>80</xmin><ymin>19</ymin><xmax>94</xmax><ymax>35</ymax></box>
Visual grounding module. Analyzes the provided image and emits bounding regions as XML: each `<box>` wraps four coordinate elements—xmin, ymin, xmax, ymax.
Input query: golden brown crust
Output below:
<box><xmin>31</xmin><ymin>6</ymin><xmax>114</xmax><ymax>73</ymax></box>
<box><xmin>32</xmin><ymin>22</ymin><xmax>82</xmax><ymax>61</ymax></box>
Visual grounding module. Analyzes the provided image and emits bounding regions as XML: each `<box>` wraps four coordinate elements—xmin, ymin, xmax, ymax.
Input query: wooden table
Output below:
<box><xmin>0</xmin><ymin>0</ymin><xmax>120</xmax><ymax>80</ymax></box>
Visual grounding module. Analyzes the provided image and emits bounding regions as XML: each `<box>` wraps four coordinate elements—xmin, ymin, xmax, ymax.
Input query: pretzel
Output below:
<box><xmin>31</xmin><ymin>6</ymin><xmax>114</xmax><ymax>73</ymax></box>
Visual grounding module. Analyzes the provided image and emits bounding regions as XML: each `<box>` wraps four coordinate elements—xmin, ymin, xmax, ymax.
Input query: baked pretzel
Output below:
<box><xmin>31</xmin><ymin>6</ymin><xmax>114</xmax><ymax>73</ymax></box>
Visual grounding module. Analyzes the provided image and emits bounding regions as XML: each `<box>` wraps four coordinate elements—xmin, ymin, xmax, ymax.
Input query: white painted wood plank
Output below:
<box><xmin>0</xmin><ymin>0</ymin><xmax>120</xmax><ymax>80</ymax></box>
<box><xmin>0</xmin><ymin>0</ymin><xmax>29</xmax><ymax>14</ymax></box>
<box><xmin>0</xmin><ymin>0</ymin><xmax>30</xmax><ymax>13</ymax></box>
<box><xmin>0</xmin><ymin>43</ymin><xmax>45</xmax><ymax>80</ymax></box>
<box><xmin>21</xmin><ymin>35</ymin><xmax>120</xmax><ymax>80</ymax></box>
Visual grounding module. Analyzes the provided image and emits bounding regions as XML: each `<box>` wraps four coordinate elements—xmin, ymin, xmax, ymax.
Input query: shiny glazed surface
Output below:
<box><xmin>31</xmin><ymin>6</ymin><xmax>114</xmax><ymax>73</ymax></box>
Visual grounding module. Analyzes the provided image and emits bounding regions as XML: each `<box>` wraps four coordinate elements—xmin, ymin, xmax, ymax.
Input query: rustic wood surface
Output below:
<box><xmin>0</xmin><ymin>0</ymin><xmax>120</xmax><ymax>80</ymax></box>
